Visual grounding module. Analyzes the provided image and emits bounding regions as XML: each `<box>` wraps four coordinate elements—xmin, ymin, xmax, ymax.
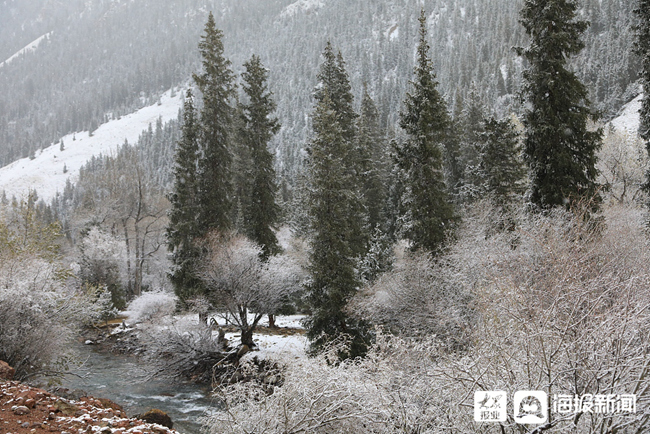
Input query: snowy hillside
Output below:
<box><xmin>0</xmin><ymin>88</ymin><xmax>184</xmax><ymax>203</ymax></box>
<box><xmin>610</xmin><ymin>93</ymin><xmax>643</xmax><ymax>135</ymax></box>
<box><xmin>0</xmin><ymin>32</ymin><xmax>51</xmax><ymax>69</ymax></box>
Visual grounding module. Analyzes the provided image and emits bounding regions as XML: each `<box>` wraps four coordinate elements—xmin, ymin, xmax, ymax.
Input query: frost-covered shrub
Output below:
<box><xmin>351</xmin><ymin>242</ymin><xmax>474</xmax><ymax>348</ymax></box>
<box><xmin>140</xmin><ymin>316</ymin><xmax>226</xmax><ymax>383</ymax></box>
<box><xmin>125</xmin><ymin>289</ymin><xmax>177</xmax><ymax>323</ymax></box>
<box><xmin>0</xmin><ymin>207</ymin><xmax>107</xmax><ymax>380</ymax></box>
<box><xmin>597</xmin><ymin>126</ymin><xmax>648</xmax><ymax>204</ymax></box>
<box><xmin>428</xmin><ymin>203</ymin><xmax>650</xmax><ymax>432</ymax></box>
<box><xmin>202</xmin><ymin>233</ymin><xmax>305</xmax><ymax>346</ymax></box>
<box><xmin>206</xmin><ymin>331</ymin><xmax>455</xmax><ymax>433</ymax></box>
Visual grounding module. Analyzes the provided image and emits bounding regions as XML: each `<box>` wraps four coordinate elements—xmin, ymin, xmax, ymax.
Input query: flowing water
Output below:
<box><xmin>54</xmin><ymin>344</ymin><xmax>217</xmax><ymax>434</ymax></box>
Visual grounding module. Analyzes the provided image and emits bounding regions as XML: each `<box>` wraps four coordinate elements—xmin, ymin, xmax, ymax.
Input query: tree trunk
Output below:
<box><xmin>122</xmin><ymin>220</ymin><xmax>133</xmax><ymax>298</ymax></box>
<box><xmin>199</xmin><ymin>312</ymin><xmax>208</xmax><ymax>325</ymax></box>
<box><xmin>134</xmin><ymin>226</ymin><xmax>142</xmax><ymax>297</ymax></box>
<box><xmin>240</xmin><ymin>327</ymin><xmax>255</xmax><ymax>348</ymax></box>
<box><xmin>268</xmin><ymin>314</ymin><xmax>276</xmax><ymax>328</ymax></box>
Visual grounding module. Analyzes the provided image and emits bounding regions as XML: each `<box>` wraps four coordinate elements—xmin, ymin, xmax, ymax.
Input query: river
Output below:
<box><xmin>55</xmin><ymin>343</ymin><xmax>217</xmax><ymax>434</ymax></box>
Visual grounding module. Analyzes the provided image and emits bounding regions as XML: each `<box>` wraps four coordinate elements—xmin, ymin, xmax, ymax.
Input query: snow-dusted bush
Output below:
<box><xmin>140</xmin><ymin>315</ymin><xmax>226</xmax><ymax>383</ymax></box>
<box><xmin>206</xmin><ymin>331</ymin><xmax>456</xmax><ymax>433</ymax></box>
<box><xmin>351</xmin><ymin>242</ymin><xmax>474</xmax><ymax>348</ymax></box>
<box><xmin>0</xmin><ymin>207</ymin><xmax>108</xmax><ymax>380</ymax></box>
<box><xmin>125</xmin><ymin>289</ymin><xmax>177</xmax><ymax>324</ymax></box>
<box><xmin>430</xmin><ymin>203</ymin><xmax>650</xmax><ymax>432</ymax></box>
<box><xmin>207</xmin><ymin>203</ymin><xmax>650</xmax><ymax>433</ymax></box>
<box><xmin>597</xmin><ymin>125</ymin><xmax>648</xmax><ymax>204</ymax></box>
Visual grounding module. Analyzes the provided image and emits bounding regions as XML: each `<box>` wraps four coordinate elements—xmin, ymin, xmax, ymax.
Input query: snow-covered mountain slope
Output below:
<box><xmin>0</xmin><ymin>32</ymin><xmax>51</xmax><ymax>68</ymax></box>
<box><xmin>0</xmin><ymin>88</ymin><xmax>183</xmax><ymax>203</ymax></box>
<box><xmin>610</xmin><ymin>93</ymin><xmax>643</xmax><ymax>136</ymax></box>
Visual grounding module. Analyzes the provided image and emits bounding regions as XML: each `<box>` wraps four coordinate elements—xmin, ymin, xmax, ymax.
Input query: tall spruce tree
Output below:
<box><xmin>518</xmin><ymin>0</ymin><xmax>603</xmax><ymax>211</ymax></box>
<box><xmin>239</xmin><ymin>55</ymin><xmax>281</xmax><ymax>260</ymax></box>
<box><xmin>314</xmin><ymin>42</ymin><xmax>358</xmax><ymax>143</ymax></box>
<box><xmin>357</xmin><ymin>84</ymin><xmax>387</xmax><ymax>231</ymax></box>
<box><xmin>168</xmin><ymin>90</ymin><xmax>204</xmax><ymax>302</ymax></box>
<box><xmin>193</xmin><ymin>12</ymin><xmax>236</xmax><ymax>233</ymax></box>
<box><xmin>304</xmin><ymin>44</ymin><xmax>370</xmax><ymax>358</ymax></box>
<box><xmin>313</xmin><ymin>43</ymin><xmax>368</xmax><ymax>257</ymax></box>
<box><xmin>635</xmin><ymin>0</ymin><xmax>650</xmax><ymax>197</ymax></box>
<box><xmin>304</xmin><ymin>93</ymin><xmax>370</xmax><ymax>359</ymax></box>
<box><xmin>396</xmin><ymin>10</ymin><xmax>456</xmax><ymax>255</ymax></box>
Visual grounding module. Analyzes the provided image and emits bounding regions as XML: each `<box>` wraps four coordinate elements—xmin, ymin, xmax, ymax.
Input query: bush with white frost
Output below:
<box><xmin>351</xmin><ymin>243</ymin><xmax>473</xmax><ymax>348</ymax></box>
<box><xmin>597</xmin><ymin>125</ymin><xmax>648</xmax><ymax>204</ymax></box>
<box><xmin>206</xmin><ymin>331</ymin><xmax>453</xmax><ymax>433</ymax></box>
<box><xmin>0</xmin><ymin>206</ymin><xmax>108</xmax><ymax>380</ymax></box>
<box><xmin>125</xmin><ymin>289</ymin><xmax>178</xmax><ymax>324</ymax></box>
<box><xmin>140</xmin><ymin>316</ymin><xmax>226</xmax><ymax>383</ymax></box>
<box><xmin>78</xmin><ymin>226</ymin><xmax>127</xmax><ymax>309</ymax></box>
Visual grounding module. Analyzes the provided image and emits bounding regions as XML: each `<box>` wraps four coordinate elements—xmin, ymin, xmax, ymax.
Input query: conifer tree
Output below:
<box><xmin>312</xmin><ymin>43</ymin><xmax>368</xmax><ymax>257</ymax></box>
<box><xmin>168</xmin><ymin>90</ymin><xmax>204</xmax><ymax>302</ymax></box>
<box><xmin>169</xmin><ymin>13</ymin><xmax>235</xmax><ymax>307</ymax></box>
<box><xmin>304</xmin><ymin>93</ymin><xmax>370</xmax><ymax>358</ymax></box>
<box><xmin>357</xmin><ymin>84</ymin><xmax>387</xmax><ymax>231</ymax></box>
<box><xmin>518</xmin><ymin>0</ymin><xmax>602</xmax><ymax>211</ymax></box>
<box><xmin>468</xmin><ymin>117</ymin><xmax>527</xmax><ymax>206</ymax></box>
<box><xmin>396</xmin><ymin>10</ymin><xmax>456</xmax><ymax>255</ymax></box>
<box><xmin>193</xmin><ymin>12</ymin><xmax>236</xmax><ymax>233</ymax></box>
<box><xmin>231</xmin><ymin>99</ymin><xmax>251</xmax><ymax>232</ymax></box>
<box><xmin>456</xmin><ymin>87</ymin><xmax>487</xmax><ymax>202</ymax></box>
<box><xmin>239</xmin><ymin>55</ymin><xmax>281</xmax><ymax>260</ymax></box>
<box><xmin>635</xmin><ymin>0</ymin><xmax>650</xmax><ymax>195</ymax></box>
<box><xmin>442</xmin><ymin>122</ymin><xmax>464</xmax><ymax>202</ymax></box>
<box><xmin>314</xmin><ymin>42</ymin><xmax>358</xmax><ymax>143</ymax></box>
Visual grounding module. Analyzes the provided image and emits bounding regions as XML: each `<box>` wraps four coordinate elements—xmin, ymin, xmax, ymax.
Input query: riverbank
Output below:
<box><xmin>1</xmin><ymin>314</ymin><xmax>310</xmax><ymax>434</ymax></box>
<box><xmin>0</xmin><ymin>378</ymin><xmax>180</xmax><ymax>434</ymax></box>
<box><xmin>54</xmin><ymin>313</ymin><xmax>309</xmax><ymax>434</ymax></box>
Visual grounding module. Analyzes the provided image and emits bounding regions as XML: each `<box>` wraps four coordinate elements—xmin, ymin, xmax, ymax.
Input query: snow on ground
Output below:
<box><xmin>0</xmin><ymin>88</ymin><xmax>184</xmax><ymax>202</ymax></box>
<box><xmin>209</xmin><ymin>313</ymin><xmax>305</xmax><ymax>330</ymax></box>
<box><xmin>212</xmin><ymin>314</ymin><xmax>309</xmax><ymax>362</ymax></box>
<box><xmin>610</xmin><ymin>93</ymin><xmax>643</xmax><ymax>136</ymax></box>
<box><xmin>0</xmin><ymin>32</ymin><xmax>51</xmax><ymax>68</ymax></box>
<box><xmin>120</xmin><ymin>310</ymin><xmax>309</xmax><ymax>362</ymax></box>
<box><xmin>241</xmin><ymin>332</ymin><xmax>308</xmax><ymax>364</ymax></box>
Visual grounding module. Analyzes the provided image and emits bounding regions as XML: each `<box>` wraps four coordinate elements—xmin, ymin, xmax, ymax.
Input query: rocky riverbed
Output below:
<box><xmin>0</xmin><ymin>378</ymin><xmax>180</xmax><ymax>434</ymax></box>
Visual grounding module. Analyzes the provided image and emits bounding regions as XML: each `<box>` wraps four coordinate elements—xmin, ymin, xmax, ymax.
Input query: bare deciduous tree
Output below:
<box><xmin>201</xmin><ymin>233</ymin><xmax>304</xmax><ymax>347</ymax></box>
<box><xmin>598</xmin><ymin>125</ymin><xmax>647</xmax><ymax>204</ymax></box>
<box><xmin>74</xmin><ymin>146</ymin><xmax>169</xmax><ymax>298</ymax></box>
